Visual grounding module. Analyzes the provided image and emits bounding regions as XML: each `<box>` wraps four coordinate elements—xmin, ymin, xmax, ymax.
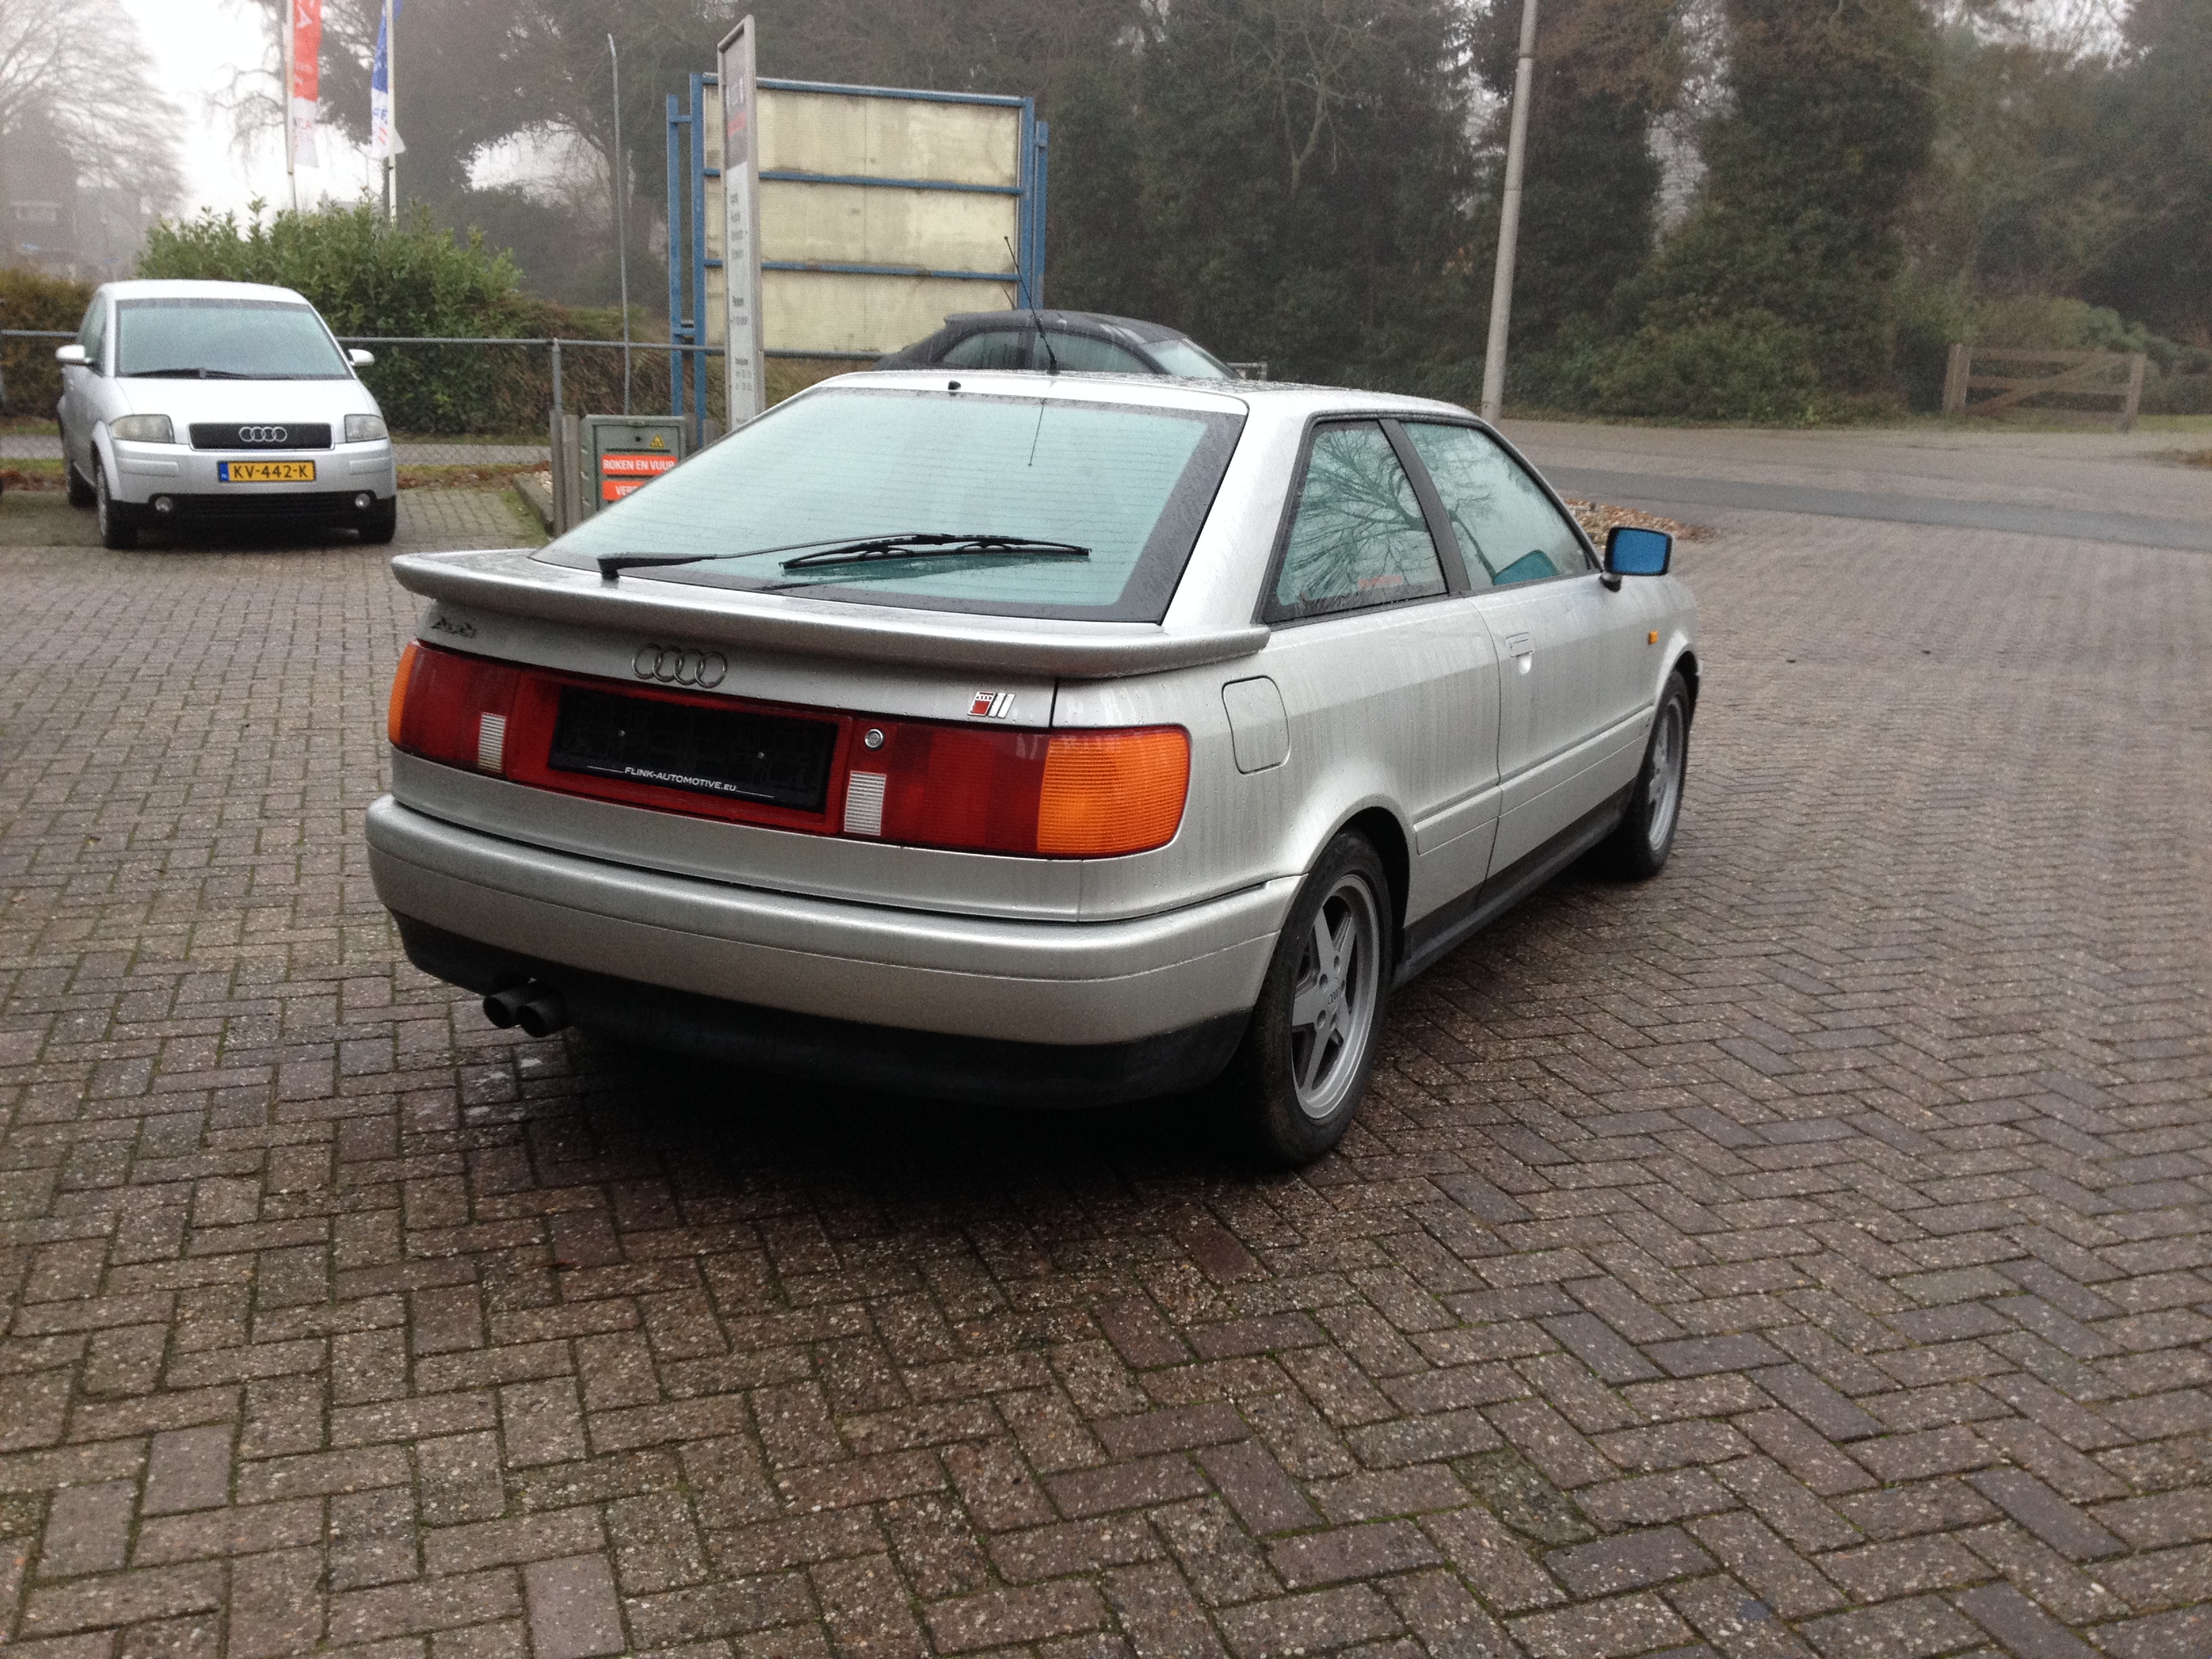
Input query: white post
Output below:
<box><xmin>1480</xmin><ymin>0</ymin><xmax>1539</xmax><ymax>424</ymax></box>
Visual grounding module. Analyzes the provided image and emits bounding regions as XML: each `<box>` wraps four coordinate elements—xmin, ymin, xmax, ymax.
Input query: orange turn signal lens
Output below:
<box><xmin>387</xmin><ymin>640</ymin><xmax>421</xmax><ymax>748</ymax></box>
<box><xmin>1036</xmin><ymin>728</ymin><xmax>1190</xmax><ymax>856</ymax></box>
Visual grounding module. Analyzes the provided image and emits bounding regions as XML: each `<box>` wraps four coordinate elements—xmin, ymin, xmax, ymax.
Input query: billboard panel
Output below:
<box><xmin>672</xmin><ymin>33</ymin><xmax>1045</xmax><ymax>438</ymax></box>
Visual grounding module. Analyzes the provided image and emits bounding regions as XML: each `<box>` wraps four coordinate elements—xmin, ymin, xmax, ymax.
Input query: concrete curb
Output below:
<box><xmin>512</xmin><ymin>472</ymin><xmax>555</xmax><ymax>535</ymax></box>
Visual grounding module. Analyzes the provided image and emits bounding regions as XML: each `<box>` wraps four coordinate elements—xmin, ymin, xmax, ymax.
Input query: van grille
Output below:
<box><xmin>189</xmin><ymin>422</ymin><xmax>332</xmax><ymax>450</ymax></box>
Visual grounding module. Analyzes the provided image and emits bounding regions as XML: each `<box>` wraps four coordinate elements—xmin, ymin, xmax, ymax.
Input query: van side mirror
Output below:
<box><xmin>1605</xmin><ymin>524</ymin><xmax>1672</xmax><ymax>577</ymax></box>
<box><xmin>54</xmin><ymin>344</ymin><xmax>87</xmax><ymax>368</ymax></box>
<box><xmin>348</xmin><ymin>348</ymin><xmax>376</xmax><ymax>369</ymax></box>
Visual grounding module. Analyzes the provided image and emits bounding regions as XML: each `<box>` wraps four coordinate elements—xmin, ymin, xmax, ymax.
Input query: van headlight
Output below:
<box><xmin>110</xmin><ymin>414</ymin><xmax>174</xmax><ymax>443</ymax></box>
<box><xmin>346</xmin><ymin>413</ymin><xmax>390</xmax><ymax>443</ymax></box>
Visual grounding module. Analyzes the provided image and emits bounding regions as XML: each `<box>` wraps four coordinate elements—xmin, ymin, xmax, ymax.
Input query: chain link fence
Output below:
<box><xmin>1</xmin><ymin>331</ymin><xmax>734</xmax><ymax>489</ymax></box>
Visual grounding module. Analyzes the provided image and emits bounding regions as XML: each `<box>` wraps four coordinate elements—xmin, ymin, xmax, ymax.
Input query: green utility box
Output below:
<box><xmin>580</xmin><ymin>415</ymin><xmax>689</xmax><ymax>519</ymax></box>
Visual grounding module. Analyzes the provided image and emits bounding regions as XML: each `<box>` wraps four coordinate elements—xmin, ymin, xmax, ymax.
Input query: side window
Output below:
<box><xmin>1404</xmin><ymin>422</ymin><xmax>1589</xmax><ymax>588</ymax></box>
<box><xmin>1039</xmin><ymin>331</ymin><xmax>1149</xmax><ymax>374</ymax></box>
<box><xmin>79</xmin><ymin>299</ymin><xmax>108</xmax><ymax>372</ymax></box>
<box><xmin>940</xmin><ymin>329</ymin><xmax>1029</xmax><ymax>370</ymax></box>
<box><xmin>1269</xmin><ymin>423</ymin><xmax>1447</xmax><ymax>619</ymax></box>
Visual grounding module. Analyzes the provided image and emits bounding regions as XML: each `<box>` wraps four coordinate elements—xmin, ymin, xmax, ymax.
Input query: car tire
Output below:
<box><xmin>94</xmin><ymin>458</ymin><xmax>138</xmax><ymax>550</ymax></box>
<box><xmin>1226</xmin><ymin>832</ymin><xmax>1393</xmax><ymax>1166</ymax></box>
<box><xmin>65</xmin><ymin>453</ymin><xmax>95</xmax><ymax>509</ymax></box>
<box><xmin>1600</xmin><ymin>670</ymin><xmax>1690</xmax><ymax>880</ymax></box>
<box><xmin>359</xmin><ymin>497</ymin><xmax>398</xmax><ymax>545</ymax></box>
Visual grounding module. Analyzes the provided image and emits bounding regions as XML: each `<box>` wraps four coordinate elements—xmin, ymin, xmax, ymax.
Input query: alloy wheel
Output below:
<box><xmin>1288</xmin><ymin>872</ymin><xmax>1382</xmax><ymax>1121</ymax></box>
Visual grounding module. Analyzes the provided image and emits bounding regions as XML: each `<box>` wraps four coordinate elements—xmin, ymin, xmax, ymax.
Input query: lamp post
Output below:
<box><xmin>1480</xmin><ymin>0</ymin><xmax>1539</xmax><ymax>424</ymax></box>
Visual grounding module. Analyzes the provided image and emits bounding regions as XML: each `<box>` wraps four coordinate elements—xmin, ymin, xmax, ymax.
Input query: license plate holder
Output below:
<box><xmin>219</xmin><ymin>460</ymin><xmax>316</xmax><ymax>483</ymax></box>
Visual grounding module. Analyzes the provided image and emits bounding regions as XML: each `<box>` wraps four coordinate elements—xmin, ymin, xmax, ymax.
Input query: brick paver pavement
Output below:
<box><xmin>1</xmin><ymin>484</ymin><xmax>2208</xmax><ymax>1659</ymax></box>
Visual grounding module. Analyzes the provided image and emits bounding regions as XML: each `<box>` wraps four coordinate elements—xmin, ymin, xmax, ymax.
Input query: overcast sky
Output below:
<box><xmin>127</xmin><ymin>0</ymin><xmax>383</xmax><ymax>219</ymax></box>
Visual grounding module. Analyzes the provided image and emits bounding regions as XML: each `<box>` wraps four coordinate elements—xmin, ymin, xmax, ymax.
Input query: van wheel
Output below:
<box><xmin>1227</xmin><ymin>832</ymin><xmax>1393</xmax><ymax>1166</ymax></box>
<box><xmin>1601</xmin><ymin>670</ymin><xmax>1689</xmax><ymax>878</ymax></box>
<box><xmin>359</xmin><ymin>497</ymin><xmax>398</xmax><ymax>545</ymax></box>
<box><xmin>94</xmin><ymin>459</ymin><xmax>138</xmax><ymax>550</ymax></box>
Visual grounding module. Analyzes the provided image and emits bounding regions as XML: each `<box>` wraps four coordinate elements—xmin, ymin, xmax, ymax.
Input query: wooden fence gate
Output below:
<box><xmin>1943</xmin><ymin>345</ymin><xmax>2150</xmax><ymax>430</ymax></box>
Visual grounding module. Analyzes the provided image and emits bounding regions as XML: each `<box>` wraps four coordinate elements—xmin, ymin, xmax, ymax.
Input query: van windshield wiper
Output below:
<box><xmin>595</xmin><ymin>532</ymin><xmax>1088</xmax><ymax>581</ymax></box>
<box><xmin>125</xmin><ymin>367</ymin><xmax>258</xmax><ymax>379</ymax></box>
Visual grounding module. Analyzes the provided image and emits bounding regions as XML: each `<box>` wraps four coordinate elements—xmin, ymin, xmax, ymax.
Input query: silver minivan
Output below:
<box><xmin>367</xmin><ymin>372</ymin><xmax>1697</xmax><ymax>1161</ymax></box>
<box><xmin>57</xmin><ymin>279</ymin><xmax>398</xmax><ymax>548</ymax></box>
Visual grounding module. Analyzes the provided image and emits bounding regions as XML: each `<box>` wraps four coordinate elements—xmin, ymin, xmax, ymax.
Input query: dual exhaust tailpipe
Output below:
<box><xmin>483</xmin><ymin>979</ymin><xmax>570</xmax><ymax>1038</ymax></box>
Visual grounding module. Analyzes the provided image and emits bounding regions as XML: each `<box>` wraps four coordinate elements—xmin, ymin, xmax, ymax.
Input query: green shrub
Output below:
<box><xmin>1</xmin><ymin>268</ymin><xmax>94</xmax><ymax>419</ymax></box>
<box><xmin>138</xmin><ymin>202</ymin><xmax>665</xmax><ymax>434</ymax></box>
<box><xmin>1592</xmin><ymin>313</ymin><xmax>1832</xmax><ymax>423</ymax></box>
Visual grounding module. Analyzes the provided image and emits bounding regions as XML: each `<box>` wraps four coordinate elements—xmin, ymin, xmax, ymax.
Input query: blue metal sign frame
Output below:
<box><xmin>667</xmin><ymin>73</ymin><xmax>1048</xmax><ymax>447</ymax></box>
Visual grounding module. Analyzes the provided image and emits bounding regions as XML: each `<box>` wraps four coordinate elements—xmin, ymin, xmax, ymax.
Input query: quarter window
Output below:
<box><xmin>1270</xmin><ymin>423</ymin><xmax>1447</xmax><ymax>619</ymax></box>
<box><xmin>1040</xmin><ymin>332</ymin><xmax>1150</xmax><ymax>375</ymax></box>
<box><xmin>1403</xmin><ymin>422</ymin><xmax>1589</xmax><ymax>588</ymax></box>
<box><xmin>939</xmin><ymin>329</ymin><xmax>1029</xmax><ymax>370</ymax></box>
<box><xmin>79</xmin><ymin>300</ymin><xmax>108</xmax><ymax>372</ymax></box>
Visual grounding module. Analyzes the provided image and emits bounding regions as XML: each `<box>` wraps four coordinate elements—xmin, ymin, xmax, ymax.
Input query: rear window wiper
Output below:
<box><xmin>595</xmin><ymin>532</ymin><xmax>1088</xmax><ymax>581</ymax></box>
<box><xmin>779</xmin><ymin>533</ymin><xmax>1090</xmax><ymax>570</ymax></box>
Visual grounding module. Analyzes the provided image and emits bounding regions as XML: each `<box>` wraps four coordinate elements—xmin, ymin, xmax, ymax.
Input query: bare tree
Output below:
<box><xmin>0</xmin><ymin>0</ymin><xmax>184</xmax><ymax>213</ymax></box>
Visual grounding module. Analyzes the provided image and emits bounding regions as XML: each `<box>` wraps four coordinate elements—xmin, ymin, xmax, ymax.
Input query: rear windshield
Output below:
<box><xmin>539</xmin><ymin>386</ymin><xmax>1245</xmax><ymax>621</ymax></box>
<box><xmin>116</xmin><ymin>298</ymin><xmax>349</xmax><ymax>380</ymax></box>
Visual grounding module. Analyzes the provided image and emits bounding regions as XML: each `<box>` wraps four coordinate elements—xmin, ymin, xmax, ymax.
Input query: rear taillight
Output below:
<box><xmin>388</xmin><ymin>642</ymin><xmax>1188</xmax><ymax>857</ymax></box>
<box><xmin>387</xmin><ymin>642</ymin><xmax>519</xmax><ymax>775</ymax></box>
<box><xmin>846</xmin><ymin>723</ymin><xmax>1188</xmax><ymax>857</ymax></box>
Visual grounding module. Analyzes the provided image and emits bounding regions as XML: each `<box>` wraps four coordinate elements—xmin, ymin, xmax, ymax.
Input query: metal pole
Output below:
<box><xmin>610</xmin><ymin>33</ymin><xmax>632</xmax><ymax>415</ymax></box>
<box><xmin>1481</xmin><ymin>0</ymin><xmax>1539</xmax><ymax>424</ymax></box>
<box><xmin>549</xmin><ymin>337</ymin><xmax>565</xmax><ymax>531</ymax></box>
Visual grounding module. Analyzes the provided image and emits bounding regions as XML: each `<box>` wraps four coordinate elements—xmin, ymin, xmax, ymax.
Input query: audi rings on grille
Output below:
<box><xmin>633</xmin><ymin>645</ymin><xmax>728</xmax><ymax>689</ymax></box>
<box><xmin>237</xmin><ymin>426</ymin><xmax>289</xmax><ymax>445</ymax></box>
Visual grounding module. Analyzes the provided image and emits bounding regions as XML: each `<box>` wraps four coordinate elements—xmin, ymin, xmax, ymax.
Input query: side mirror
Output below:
<box><xmin>54</xmin><ymin>344</ymin><xmax>87</xmax><ymax>368</ymax></box>
<box><xmin>1605</xmin><ymin>524</ymin><xmax>1672</xmax><ymax>577</ymax></box>
<box><xmin>348</xmin><ymin>348</ymin><xmax>376</xmax><ymax>369</ymax></box>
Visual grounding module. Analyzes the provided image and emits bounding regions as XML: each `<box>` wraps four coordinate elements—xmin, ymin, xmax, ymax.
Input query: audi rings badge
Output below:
<box><xmin>633</xmin><ymin>645</ymin><xmax>729</xmax><ymax>689</ymax></box>
<box><xmin>237</xmin><ymin>426</ymin><xmax>289</xmax><ymax>445</ymax></box>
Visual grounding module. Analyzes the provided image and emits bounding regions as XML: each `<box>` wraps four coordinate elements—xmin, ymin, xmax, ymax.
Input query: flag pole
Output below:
<box><xmin>384</xmin><ymin>0</ymin><xmax>397</xmax><ymax>220</ymax></box>
<box><xmin>282</xmin><ymin>6</ymin><xmax>298</xmax><ymax>212</ymax></box>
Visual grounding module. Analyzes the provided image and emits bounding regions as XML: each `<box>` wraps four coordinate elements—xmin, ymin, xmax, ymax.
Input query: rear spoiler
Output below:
<box><xmin>390</xmin><ymin>549</ymin><xmax>1269</xmax><ymax>680</ymax></box>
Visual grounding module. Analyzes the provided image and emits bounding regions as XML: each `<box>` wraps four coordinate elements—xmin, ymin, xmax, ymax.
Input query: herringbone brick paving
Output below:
<box><xmin>0</xmin><ymin>485</ymin><xmax>2207</xmax><ymax>1658</ymax></box>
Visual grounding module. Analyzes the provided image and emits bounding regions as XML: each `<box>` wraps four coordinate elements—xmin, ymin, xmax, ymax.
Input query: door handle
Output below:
<box><xmin>1504</xmin><ymin>632</ymin><xmax>1533</xmax><ymax>673</ymax></box>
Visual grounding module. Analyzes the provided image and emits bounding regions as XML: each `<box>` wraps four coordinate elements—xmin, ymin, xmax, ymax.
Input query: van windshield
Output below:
<box><xmin>538</xmin><ymin>386</ymin><xmax>1245</xmax><ymax>622</ymax></box>
<box><xmin>116</xmin><ymin>298</ymin><xmax>350</xmax><ymax>380</ymax></box>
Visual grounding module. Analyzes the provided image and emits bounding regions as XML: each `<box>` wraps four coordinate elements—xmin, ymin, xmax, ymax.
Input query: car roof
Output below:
<box><xmin>940</xmin><ymin>310</ymin><xmax>1191</xmax><ymax>345</ymax></box>
<box><xmin>808</xmin><ymin>367</ymin><xmax>1478</xmax><ymax>424</ymax></box>
<box><xmin>97</xmin><ymin>279</ymin><xmax>316</xmax><ymax>307</ymax></box>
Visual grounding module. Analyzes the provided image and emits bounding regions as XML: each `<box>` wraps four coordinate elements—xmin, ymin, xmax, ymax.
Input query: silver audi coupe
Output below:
<box><xmin>368</xmin><ymin>371</ymin><xmax>1697</xmax><ymax>1162</ymax></box>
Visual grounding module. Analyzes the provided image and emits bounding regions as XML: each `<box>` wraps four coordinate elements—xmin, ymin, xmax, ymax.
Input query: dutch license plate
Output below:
<box><xmin>219</xmin><ymin>460</ymin><xmax>315</xmax><ymax>483</ymax></box>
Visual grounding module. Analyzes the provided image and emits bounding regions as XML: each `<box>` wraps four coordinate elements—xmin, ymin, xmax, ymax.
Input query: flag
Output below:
<box><xmin>371</xmin><ymin>0</ymin><xmax>406</xmax><ymax>159</ymax></box>
<box><xmin>289</xmin><ymin>0</ymin><xmax>321</xmax><ymax>168</ymax></box>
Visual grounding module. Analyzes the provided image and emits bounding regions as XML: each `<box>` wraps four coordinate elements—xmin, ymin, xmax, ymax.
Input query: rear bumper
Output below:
<box><xmin>394</xmin><ymin>916</ymin><xmax>1248</xmax><ymax>1107</ymax></box>
<box><xmin>367</xmin><ymin>793</ymin><xmax>1288</xmax><ymax>1056</ymax></box>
